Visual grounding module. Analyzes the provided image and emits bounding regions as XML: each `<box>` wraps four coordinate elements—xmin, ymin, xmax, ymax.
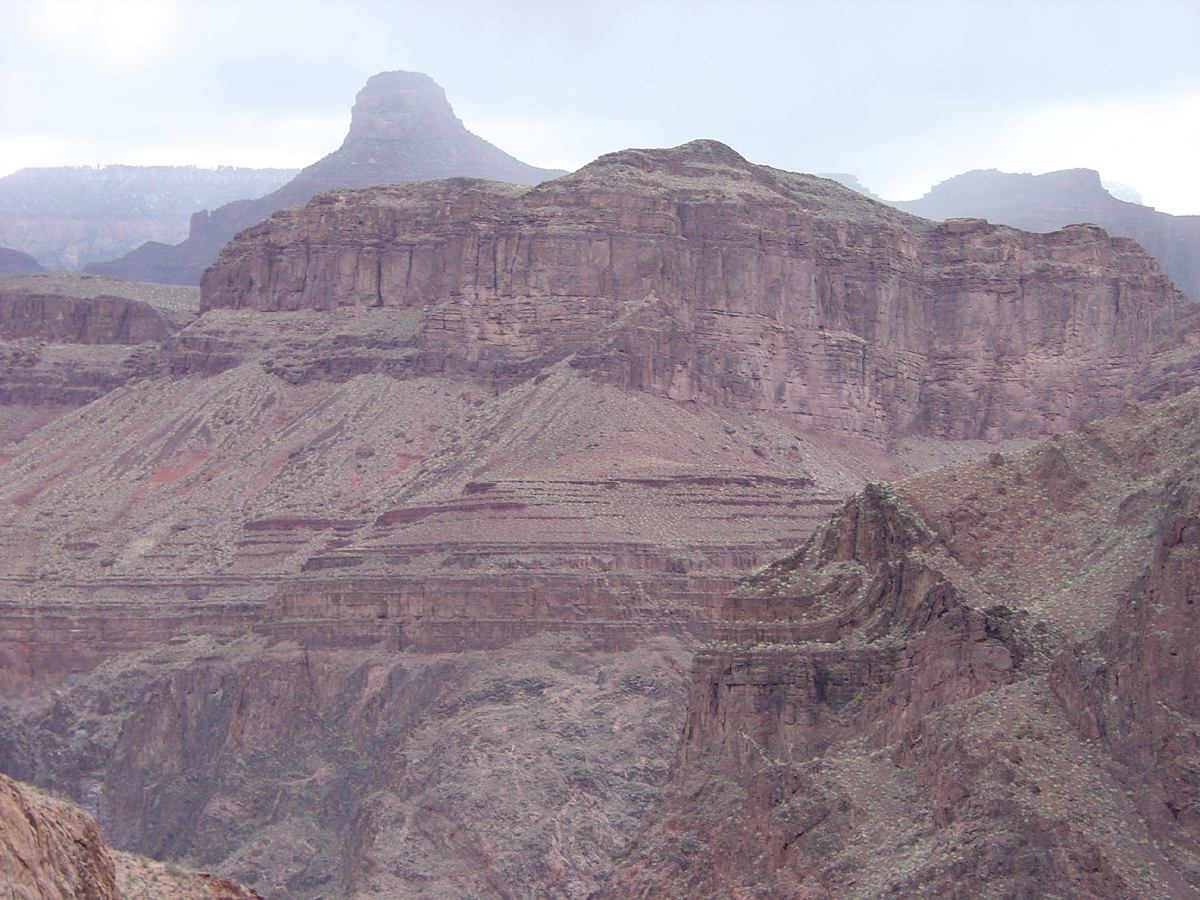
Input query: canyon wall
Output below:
<box><xmin>0</xmin><ymin>140</ymin><xmax>1198</xmax><ymax>899</ymax></box>
<box><xmin>203</xmin><ymin>140</ymin><xmax>1192</xmax><ymax>441</ymax></box>
<box><xmin>599</xmin><ymin>389</ymin><xmax>1200</xmax><ymax>899</ymax></box>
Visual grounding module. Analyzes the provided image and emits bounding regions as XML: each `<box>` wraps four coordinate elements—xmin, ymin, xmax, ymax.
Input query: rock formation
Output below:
<box><xmin>87</xmin><ymin>71</ymin><xmax>567</xmax><ymax>286</ymax></box>
<box><xmin>893</xmin><ymin>167</ymin><xmax>1200</xmax><ymax>307</ymax></box>
<box><xmin>1</xmin><ymin>772</ymin><xmax>262</xmax><ymax>899</ymax></box>
<box><xmin>0</xmin><ymin>140</ymin><xmax>1197</xmax><ymax>899</ymax></box>
<box><xmin>0</xmin><ymin>247</ymin><xmax>44</xmax><ymax>274</ymax></box>
<box><xmin>0</xmin><ymin>165</ymin><xmax>297</xmax><ymax>271</ymax></box>
<box><xmin>202</xmin><ymin>140</ymin><xmax>1193</xmax><ymax>440</ymax></box>
<box><xmin>1</xmin><ymin>772</ymin><xmax>118</xmax><ymax>899</ymax></box>
<box><xmin>598</xmin><ymin>388</ymin><xmax>1200</xmax><ymax>899</ymax></box>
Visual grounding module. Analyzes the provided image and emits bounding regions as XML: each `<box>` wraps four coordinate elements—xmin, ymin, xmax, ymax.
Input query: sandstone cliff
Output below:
<box><xmin>599</xmin><ymin>388</ymin><xmax>1200</xmax><ymax>899</ymax></box>
<box><xmin>894</xmin><ymin>167</ymin><xmax>1200</xmax><ymax>307</ymax></box>
<box><xmin>203</xmin><ymin>140</ymin><xmax>1192</xmax><ymax>441</ymax></box>
<box><xmin>88</xmin><ymin>71</ymin><xmax>566</xmax><ymax>285</ymax></box>
<box><xmin>0</xmin><ymin>165</ymin><xmax>297</xmax><ymax>271</ymax></box>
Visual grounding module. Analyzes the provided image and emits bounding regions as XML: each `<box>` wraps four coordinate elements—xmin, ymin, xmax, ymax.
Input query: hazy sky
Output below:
<box><xmin>3</xmin><ymin>0</ymin><xmax>1198</xmax><ymax>212</ymax></box>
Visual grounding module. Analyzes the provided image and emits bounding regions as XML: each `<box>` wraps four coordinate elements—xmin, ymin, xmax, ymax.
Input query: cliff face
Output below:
<box><xmin>0</xmin><ymin>166</ymin><xmax>297</xmax><ymax>271</ymax></box>
<box><xmin>894</xmin><ymin>167</ymin><xmax>1200</xmax><ymax>306</ymax></box>
<box><xmin>203</xmin><ymin>141</ymin><xmax>1190</xmax><ymax>441</ymax></box>
<box><xmin>1</xmin><ymin>772</ymin><xmax>118</xmax><ymax>900</ymax></box>
<box><xmin>87</xmin><ymin>72</ymin><xmax>567</xmax><ymax>286</ymax></box>
<box><xmin>599</xmin><ymin>389</ymin><xmax>1200</xmax><ymax>899</ymax></box>
<box><xmin>1</xmin><ymin>141</ymin><xmax>1199</xmax><ymax>900</ymax></box>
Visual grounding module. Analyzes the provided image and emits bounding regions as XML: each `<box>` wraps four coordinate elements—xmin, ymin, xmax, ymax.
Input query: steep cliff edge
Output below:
<box><xmin>599</xmin><ymin>389</ymin><xmax>1200</xmax><ymax>899</ymax></box>
<box><xmin>1</xmin><ymin>772</ymin><xmax>118</xmax><ymax>900</ymax></box>
<box><xmin>203</xmin><ymin>140</ymin><xmax>1193</xmax><ymax>441</ymax></box>
<box><xmin>87</xmin><ymin>71</ymin><xmax>566</xmax><ymax>285</ymax></box>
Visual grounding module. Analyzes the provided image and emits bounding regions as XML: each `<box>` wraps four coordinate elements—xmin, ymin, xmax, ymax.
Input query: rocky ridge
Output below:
<box><xmin>599</xmin><ymin>388</ymin><xmax>1200</xmax><ymax>899</ymax></box>
<box><xmin>87</xmin><ymin>71</ymin><xmax>566</xmax><ymax>286</ymax></box>
<box><xmin>893</xmin><ymin>167</ymin><xmax>1200</xmax><ymax>307</ymax></box>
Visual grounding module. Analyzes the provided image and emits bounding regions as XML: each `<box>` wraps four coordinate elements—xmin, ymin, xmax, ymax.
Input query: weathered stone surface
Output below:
<box><xmin>599</xmin><ymin>389</ymin><xmax>1200</xmax><ymax>899</ymax></box>
<box><xmin>0</xmin><ymin>772</ymin><xmax>118</xmax><ymax>900</ymax></box>
<box><xmin>202</xmin><ymin>140</ymin><xmax>1193</xmax><ymax>442</ymax></box>
<box><xmin>894</xmin><ymin>166</ymin><xmax>1200</xmax><ymax>306</ymax></box>
<box><xmin>88</xmin><ymin>72</ymin><xmax>566</xmax><ymax>285</ymax></box>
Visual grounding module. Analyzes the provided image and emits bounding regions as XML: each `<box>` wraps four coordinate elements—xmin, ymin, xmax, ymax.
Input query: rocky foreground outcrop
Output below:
<box><xmin>88</xmin><ymin>71</ymin><xmax>566</xmax><ymax>285</ymax></box>
<box><xmin>598</xmin><ymin>388</ymin><xmax>1200</xmax><ymax>899</ymax></box>
<box><xmin>1</xmin><ymin>772</ymin><xmax>118</xmax><ymax>899</ymax></box>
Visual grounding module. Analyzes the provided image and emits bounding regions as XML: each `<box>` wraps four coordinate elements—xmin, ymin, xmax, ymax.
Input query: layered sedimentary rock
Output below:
<box><xmin>0</xmin><ymin>273</ymin><xmax>196</xmax><ymax>448</ymax></box>
<box><xmin>203</xmin><ymin>140</ymin><xmax>1193</xmax><ymax>440</ymax></box>
<box><xmin>0</xmin><ymin>140</ymin><xmax>1198</xmax><ymax>900</ymax></box>
<box><xmin>88</xmin><ymin>71</ymin><xmax>566</xmax><ymax>285</ymax></box>
<box><xmin>599</xmin><ymin>388</ymin><xmax>1200</xmax><ymax>899</ymax></box>
<box><xmin>894</xmin><ymin>167</ymin><xmax>1200</xmax><ymax>306</ymax></box>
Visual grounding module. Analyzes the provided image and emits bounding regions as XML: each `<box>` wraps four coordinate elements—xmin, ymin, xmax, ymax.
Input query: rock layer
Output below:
<box><xmin>894</xmin><ymin>167</ymin><xmax>1200</xmax><ymax>306</ymax></box>
<box><xmin>599</xmin><ymin>389</ymin><xmax>1200</xmax><ymax>899</ymax></box>
<box><xmin>204</xmin><ymin>141</ymin><xmax>1191</xmax><ymax>441</ymax></box>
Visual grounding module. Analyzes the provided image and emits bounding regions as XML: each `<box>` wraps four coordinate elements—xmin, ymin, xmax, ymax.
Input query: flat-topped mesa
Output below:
<box><xmin>201</xmin><ymin>140</ymin><xmax>1189</xmax><ymax>441</ymax></box>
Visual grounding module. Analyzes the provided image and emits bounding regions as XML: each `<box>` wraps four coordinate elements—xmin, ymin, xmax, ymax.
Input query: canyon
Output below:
<box><xmin>0</xmin><ymin>138</ymin><xmax>1197</xmax><ymax>898</ymax></box>
<box><xmin>0</xmin><ymin>165</ymin><xmax>298</xmax><ymax>272</ymax></box>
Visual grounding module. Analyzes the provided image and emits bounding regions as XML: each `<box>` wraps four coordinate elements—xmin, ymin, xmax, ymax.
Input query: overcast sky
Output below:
<box><xmin>2</xmin><ymin>0</ymin><xmax>1198</xmax><ymax>213</ymax></box>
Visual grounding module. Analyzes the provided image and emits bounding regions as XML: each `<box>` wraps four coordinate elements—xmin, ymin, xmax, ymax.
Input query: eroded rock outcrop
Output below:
<box><xmin>0</xmin><ymin>772</ymin><xmax>118</xmax><ymax>900</ymax></box>
<box><xmin>202</xmin><ymin>141</ymin><xmax>1193</xmax><ymax>442</ymax></box>
<box><xmin>599</xmin><ymin>389</ymin><xmax>1200</xmax><ymax>899</ymax></box>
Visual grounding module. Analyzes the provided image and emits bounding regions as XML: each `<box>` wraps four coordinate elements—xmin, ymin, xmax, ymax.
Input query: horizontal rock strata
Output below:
<box><xmin>599</xmin><ymin>389</ymin><xmax>1200</xmax><ymax>899</ymax></box>
<box><xmin>202</xmin><ymin>141</ymin><xmax>1191</xmax><ymax>441</ymax></box>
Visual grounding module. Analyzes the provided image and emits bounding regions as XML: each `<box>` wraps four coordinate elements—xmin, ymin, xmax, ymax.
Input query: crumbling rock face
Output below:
<box><xmin>599</xmin><ymin>389</ymin><xmax>1200</xmax><ymax>899</ymax></box>
<box><xmin>0</xmin><ymin>772</ymin><xmax>118</xmax><ymax>900</ymax></box>
<box><xmin>202</xmin><ymin>141</ymin><xmax>1190</xmax><ymax>441</ymax></box>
